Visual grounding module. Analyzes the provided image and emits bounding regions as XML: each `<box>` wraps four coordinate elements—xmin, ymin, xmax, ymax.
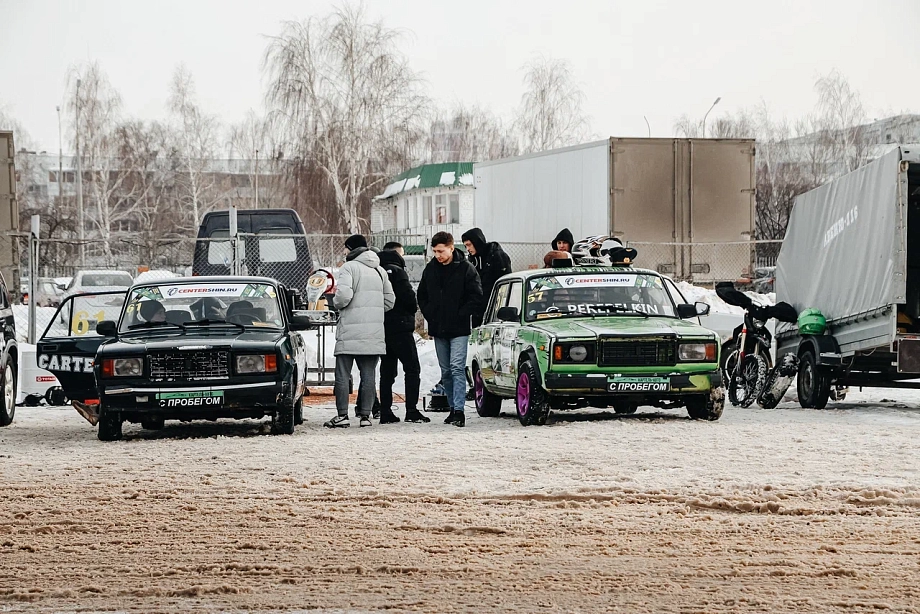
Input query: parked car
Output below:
<box><xmin>133</xmin><ymin>269</ymin><xmax>181</xmax><ymax>285</ymax></box>
<box><xmin>0</xmin><ymin>271</ymin><xmax>17</xmax><ymax>426</ymax></box>
<box><xmin>62</xmin><ymin>270</ymin><xmax>134</xmax><ymax>301</ymax></box>
<box><xmin>467</xmin><ymin>263</ymin><xmax>723</xmax><ymax>424</ymax></box>
<box><xmin>36</xmin><ymin>276</ymin><xmax>313</xmax><ymax>440</ymax></box>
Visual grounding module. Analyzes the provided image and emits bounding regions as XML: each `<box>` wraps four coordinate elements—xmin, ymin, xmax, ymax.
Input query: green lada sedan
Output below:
<box><xmin>467</xmin><ymin>265</ymin><xmax>724</xmax><ymax>425</ymax></box>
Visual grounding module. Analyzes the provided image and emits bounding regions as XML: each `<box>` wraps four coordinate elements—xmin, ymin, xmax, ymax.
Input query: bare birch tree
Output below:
<box><xmin>812</xmin><ymin>70</ymin><xmax>871</xmax><ymax>174</ymax></box>
<box><xmin>228</xmin><ymin>111</ymin><xmax>290</xmax><ymax>209</ymax></box>
<box><xmin>264</xmin><ymin>3</ymin><xmax>428</xmax><ymax>232</ymax></box>
<box><xmin>515</xmin><ymin>57</ymin><xmax>589</xmax><ymax>153</ymax></box>
<box><xmin>168</xmin><ymin>65</ymin><xmax>221</xmax><ymax>229</ymax></box>
<box><xmin>428</xmin><ymin>104</ymin><xmax>518</xmax><ymax>163</ymax></box>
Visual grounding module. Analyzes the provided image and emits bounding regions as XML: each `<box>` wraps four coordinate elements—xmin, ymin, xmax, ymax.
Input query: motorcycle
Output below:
<box><xmin>715</xmin><ymin>282</ymin><xmax>799</xmax><ymax>409</ymax></box>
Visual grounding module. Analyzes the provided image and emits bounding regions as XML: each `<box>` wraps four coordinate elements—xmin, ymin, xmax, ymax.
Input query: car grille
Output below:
<box><xmin>598</xmin><ymin>338</ymin><xmax>676</xmax><ymax>367</ymax></box>
<box><xmin>149</xmin><ymin>351</ymin><xmax>230</xmax><ymax>382</ymax></box>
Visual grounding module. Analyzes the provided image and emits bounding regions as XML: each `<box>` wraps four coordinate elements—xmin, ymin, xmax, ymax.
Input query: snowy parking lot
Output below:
<box><xmin>2</xmin><ymin>388</ymin><xmax>919</xmax><ymax>612</ymax></box>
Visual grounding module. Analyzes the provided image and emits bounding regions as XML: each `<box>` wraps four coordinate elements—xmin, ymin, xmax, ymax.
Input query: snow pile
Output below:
<box><xmin>676</xmin><ymin>281</ymin><xmax>775</xmax><ymax>313</ymax></box>
<box><xmin>404</xmin><ymin>174</ymin><xmax>421</xmax><ymax>191</ymax></box>
<box><xmin>458</xmin><ymin>172</ymin><xmax>474</xmax><ymax>186</ymax></box>
<box><xmin>439</xmin><ymin>171</ymin><xmax>456</xmax><ymax>185</ymax></box>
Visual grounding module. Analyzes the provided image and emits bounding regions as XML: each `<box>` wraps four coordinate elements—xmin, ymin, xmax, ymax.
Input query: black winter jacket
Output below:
<box><xmin>417</xmin><ymin>249</ymin><xmax>483</xmax><ymax>338</ymax></box>
<box><xmin>551</xmin><ymin>228</ymin><xmax>575</xmax><ymax>250</ymax></box>
<box><xmin>378</xmin><ymin>249</ymin><xmax>418</xmax><ymax>334</ymax></box>
<box><xmin>460</xmin><ymin>227</ymin><xmax>513</xmax><ymax>302</ymax></box>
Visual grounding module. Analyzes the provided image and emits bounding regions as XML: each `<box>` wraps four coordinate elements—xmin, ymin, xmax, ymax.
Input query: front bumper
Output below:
<box><xmin>544</xmin><ymin>370</ymin><xmax>721</xmax><ymax>396</ymax></box>
<box><xmin>99</xmin><ymin>379</ymin><xmax>288</xmax><ymax>417</ymax></box>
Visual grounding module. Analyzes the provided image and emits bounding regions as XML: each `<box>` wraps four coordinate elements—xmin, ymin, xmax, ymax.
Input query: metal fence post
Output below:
<box><xmin>229</xmin><ymin>205</ymin><xmax>240</xmax><ymax>276</ymax></box>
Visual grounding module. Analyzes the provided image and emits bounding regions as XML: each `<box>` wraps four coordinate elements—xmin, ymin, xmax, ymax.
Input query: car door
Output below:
<box><xmin>477</xmin><ymin>283</ymin><xmax>510</xmax><ymax>384</ymax></box>
<box><xmin>493</xmin><ymin>281</ymin><xmax>523</xmax><ymax>389</ymax></box>
<box><xmin>36</xmin><ymin>291</ymin><xmax>126</xmax><ymax>403</ymax></box>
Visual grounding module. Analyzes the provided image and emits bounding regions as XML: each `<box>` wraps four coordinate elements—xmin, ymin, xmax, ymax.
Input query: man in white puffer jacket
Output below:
<box><xmin>325</xmin><ymin>234</ymin><xmax>395</xmax><ymax>428</ymax></box>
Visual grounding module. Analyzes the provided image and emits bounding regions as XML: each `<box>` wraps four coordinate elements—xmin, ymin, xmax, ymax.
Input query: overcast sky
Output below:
<box><xmin>2</xmin><ymin>0</ymin><xmax>918</xmax><ymax>152</ymax></box>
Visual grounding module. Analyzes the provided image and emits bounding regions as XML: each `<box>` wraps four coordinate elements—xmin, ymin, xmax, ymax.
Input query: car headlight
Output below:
<box><xmin>236</xmin><ymin>354</ymin><xmax>278</xmax><ymax>374</ymax></box>
<box><xmin>553</xmin><ymin>342</ymin><xmax>595</xmax><ymax>364</ymax></box>
<box><xmin>102</xmin><ymin>358</ymin><xmax>144</xmax><ymax>377</ymax></box>
<box><xmin>678</xmin><ymin>342</ymin><xmax>717</xmax><ymax>361</ymax></box>
<box><xmin>568</xmin><ymin>345</ymin><xmax>588</xmax><ymax>362</ymax></box>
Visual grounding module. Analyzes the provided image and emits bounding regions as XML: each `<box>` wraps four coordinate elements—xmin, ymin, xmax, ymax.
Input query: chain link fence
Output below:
<box><xmin>14</xmin><ymin>229</ymin><xmax>785</xmax><ymax>344</ymax></box>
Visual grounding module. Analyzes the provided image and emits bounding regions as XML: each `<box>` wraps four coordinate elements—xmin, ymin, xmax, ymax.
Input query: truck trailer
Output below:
<box><xmin>776</xmin><ymin>145</ymin><xmax>920</xmax><ymax>407</ymax></box>
<box><xmin>472</xmin><ymin>137</ymin><xmax>756</xmax><ymax>282</ymax></box>
<box><xmin>0</xmin><ymin>131</ymin><xmax>18</xmax><ymax>293</ymax></box>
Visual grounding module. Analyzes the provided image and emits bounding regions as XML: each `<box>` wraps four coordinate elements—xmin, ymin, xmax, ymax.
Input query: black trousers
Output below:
<box><xmin>380</xmin><ymin>331</ymin><xmax>421</xmax><ymax>412</ymax></box>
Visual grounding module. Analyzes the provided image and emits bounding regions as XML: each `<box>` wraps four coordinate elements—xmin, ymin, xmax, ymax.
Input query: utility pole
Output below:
<box><xmin>74</xmin><ymin>79</ymin><xmax>86</xmax><ymax>267</ymax></box>
<box><xmin>254</xmin><ymin>148</ymin><xmax>260</xmax><ymax>209</ymax></box>
<box><xmin>56</xmin><ymin>106</ymin><xmax>63</xmax><ymax>207</ymax></box>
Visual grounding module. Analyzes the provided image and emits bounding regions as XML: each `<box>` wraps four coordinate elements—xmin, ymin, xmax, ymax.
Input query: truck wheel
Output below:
<box><xmin>98</xmin><ymin>411</ymin><xmax>123</xmax><ymax>441</ymax></box>
<box><xmin>272</xmin><ymin>404</ymin><xmax>296</xmax><ymax>435</ymax></box>
<box><xmin>473</xmin><ymin>367</ymin><xmax>502</xmax><ymax>417</ymax></box>
<box><xmin>515</xmin><ymin>360</ymin><xmax>550</xmax><ymax>426</ymax></box>
<box><xmin>612</xmin><ymin>401</ymin><xmax>638</xmax><ymax>414</ymax></box>
<box><xmin>0</xmin><ymin>362</ymin><xmax>15</xmax><ymax>427</ymax></box>
<box><xmin>686</xmin><ymin>386</ymin><xmax>725</xmax><ymax>421</ymax></box>
<box><xmin>141</xmin><ymin>418</ymin><xmax>165</xmax><ymax>430</ymax></box>
<box><xmin>797</xmin><ymin>350</ymin><xmax>831</xmax><ymax>409</ymax></box>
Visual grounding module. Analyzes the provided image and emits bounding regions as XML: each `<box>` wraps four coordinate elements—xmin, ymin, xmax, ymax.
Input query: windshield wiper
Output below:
<box><xmin>127</xmin><ymin>321</ymin><xmax>187</xmax><ymax>331</ymax></box>
<box><xmin>185</xmin><ymin>318</ymin><xmax>247</xmax><ymax>333</ymax></box>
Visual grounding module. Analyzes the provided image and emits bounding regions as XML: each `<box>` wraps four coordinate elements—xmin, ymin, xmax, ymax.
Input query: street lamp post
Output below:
<box><xmin>702</xmin><ymin>96</ymin><xmax>721</xmax><ymax>138</ymax></box>
<box><xmin>74</xmin><ymin>78</ymin><xmax>86</xmax><ymax>267</ymax></box>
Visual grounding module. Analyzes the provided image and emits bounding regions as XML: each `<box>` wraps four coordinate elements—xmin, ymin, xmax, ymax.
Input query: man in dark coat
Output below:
<box><xmin>551</xmin><ymin>228</ymin><xmax>575</xmax><ymax>253</ymax></box>
<box><xmin>461</xmin><ymin>227</ymin><xmax>512</xmax><ymax>326</ymax></box>
<box><xmin>377</xmin><ymin>242</ymin><xmax>428</xmax><ymax>424</ymax></box>
<box><xmin>417</xmin><ymin>232</ymin><xmax>483</xmax><ymax>427</ymax></box>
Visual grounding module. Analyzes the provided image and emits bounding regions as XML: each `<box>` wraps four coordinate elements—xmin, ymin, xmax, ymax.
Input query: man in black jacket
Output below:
<box><xmin>378</xmin><ymin>242</ymin><xmax>428</xmax><ymax>424</ymax></box>
<box><xmin>551</xmin><ymin>228</ymin><xmax>575</xmax><ymax>253</ymax></box>
<box><xmin>417</xmin><ymin>232</ymin><xmax>483</xmax><ymax>427</ymax></box>
<box><xmin>461</xmin><ymin>227</ymin><xmax>512</xmax><ymax>326</ymax></box>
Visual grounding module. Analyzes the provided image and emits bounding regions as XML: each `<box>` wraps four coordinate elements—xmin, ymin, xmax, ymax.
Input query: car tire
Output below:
<box><xmin>515</xmin><ymin>360</ymin><xmax>549</xmax><ymax>426</ymax></box>
<box><xmin>0</xmin><ymin>361</ymin><xmax>15</xmax><ymax>427</ymax></box>
<box><xmin>797</xmin><ymin>350</ymin><xmax>831</xmax><ymax>409</ymax></box>
<box><xmin>612</xmin><ymin>400</ymin><xmax>638</xmax><ymax>415</ymax></box>
<box><xmin>686</xmin><ymin>386</ymin><xmax>725</xmax><ymax>421</ymax></box>
<box><xmin>273</xmin><ymin>404</ymin><xmax>296</xmax><ymax>435</ymax></box>
<box><xmin>141</xmin><ymin>418</ymin><xmax>165</xmax><ymax>430</ymax></box>
<box><xmin>294</xmin><ymin>398</ymin><xmax>304</xmax><ymax>426</ymax></box>
<box><xmin>98</xmin><ymin>411</ymin><xmax>123</xmax><ymax>441</ymax></box>
<box><xmin>473</xmin><ymin>366</ymin><xmax>502</xmax><ymax>417</ymax></box>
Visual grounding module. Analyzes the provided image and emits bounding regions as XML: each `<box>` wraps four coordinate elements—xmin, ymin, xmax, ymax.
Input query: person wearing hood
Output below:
<box><xmin>377</xmin><ymin>242</ymin><xmax>428</xmax><ymax>424</ymax></box>
<box><xmin>551</xmin><ymin>228</ymin><xmax>575</xmax><ymax>253</ymax></box>
<box><xmin>417</xmin><ymin>232</ymin><xmax>483</xmax><ymax>427</ymax></box>
<box><xmin>324</xmin><ymin>234</ymin><xmax>395</xmax><ymax>428</ymax></box>
<box><xmin>461</xmin><ymin>227</ymin><xmax>512</xmax><ymax>327</ymax></box>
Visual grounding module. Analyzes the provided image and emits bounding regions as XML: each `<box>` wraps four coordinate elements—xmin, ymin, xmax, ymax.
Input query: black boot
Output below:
<box><xmin>379</xmin><ymin>407</ymin><xmax>400</xmax><ymax>424</ymax></box>
<box><xmin>444</xmin><ymin>410</ymin><xmax>460</xmax><ymax>425</ymax></box>
<box><xmin>405</xmin><ymin>409</ymin><xmax>431</xmax><ymax>423</ymax></box>
<box><xmin>453</xmin><ymin>412</ymin><xmax>465</xmax><ymax>427</ymax></box>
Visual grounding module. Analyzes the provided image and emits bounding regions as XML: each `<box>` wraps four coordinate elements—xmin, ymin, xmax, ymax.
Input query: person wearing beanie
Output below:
<box><xmin>551</xmin><ymin>228</ymin><xmax>575</xmax><ymax>253</ymax></box>
<box><xmin>324</xmin><ymin>235</ymin><xmax>395</xmax><ymax>429</ymax></box>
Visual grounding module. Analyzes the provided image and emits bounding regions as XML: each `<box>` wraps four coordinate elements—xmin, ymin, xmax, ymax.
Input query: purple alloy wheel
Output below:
<box><xmin>475</xmin><ymin>370</ymin><xmax>485</xmax><ymax>406</ymax></box>
<box><xmin>517</xmin><ymin>371</ymin><xmax>530</xmax><ymax>416</ymax></box>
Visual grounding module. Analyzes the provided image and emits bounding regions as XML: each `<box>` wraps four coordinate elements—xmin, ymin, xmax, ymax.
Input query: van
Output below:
<box><xmin>192</xmin><ymin>209</ymin><xmax>315</xmax><ymax>292</ymax></box>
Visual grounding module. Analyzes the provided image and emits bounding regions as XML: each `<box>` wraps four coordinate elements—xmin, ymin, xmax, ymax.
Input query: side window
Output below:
<box><xmin>507</xmin><ymin>281</ymin><xmax>523</xmax><ymax>316</ymax></box>
<box><xmin>487</xmin><ymin>284</ymin><xmax>510</xmax><ymax>324</ymax></box>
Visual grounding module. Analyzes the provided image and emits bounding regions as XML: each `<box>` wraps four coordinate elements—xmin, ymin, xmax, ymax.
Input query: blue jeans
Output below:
<box><xmin>434</xmin><ymin>336</ymin><xmax>469</xmax><ymax>413</ymax></box>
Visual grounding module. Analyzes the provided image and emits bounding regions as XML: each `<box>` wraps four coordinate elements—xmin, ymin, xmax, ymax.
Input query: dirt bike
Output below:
<box><xmin>715</xmin><ymin>282</ymin><xmax>799</xmax><ymax>409</ymax></box>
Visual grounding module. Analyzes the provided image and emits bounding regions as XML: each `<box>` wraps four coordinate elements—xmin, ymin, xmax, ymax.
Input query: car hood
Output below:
<box><xmin>526</xmin><ymin>316</ymin><xmax>717</xmax><ymax>339</ymax></box>
<box><xmin>99</xmin><ymin>329</ymin><xmax>284</xmax><ymax>355</ymax></box>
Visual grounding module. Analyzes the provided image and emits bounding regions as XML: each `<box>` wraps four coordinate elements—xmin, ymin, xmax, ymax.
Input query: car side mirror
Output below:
<box><xmin>497</xmin><ymin>306</ymin><xmax>519</xmax><ymax>322</ymax></box>
<box><xmin>96</xmin><ymin>320</ymin><xmax>118</xmax><ymax>337</ymax></box>
<box><xmin>694</xmin><ymin>301</ymin><xmax>710</xmax><ymax>316</ymax></box>
<box><xmin>289</xmin><ymin>313</ymin><xmax>314</xmax><ymax>331</ymax></box>
<box><xmin>677</xmin><ymin>303</ymin><xmax>710</xmax><ymax>319</ymax></box>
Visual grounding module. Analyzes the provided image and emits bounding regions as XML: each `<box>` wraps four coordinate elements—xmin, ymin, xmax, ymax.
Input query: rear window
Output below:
<box><xmin>83</xmin><ymin>273</ymin><xmax>133</xmax><ymax>287</ymax></box>
<box><xmin>257</xmin><ymin>228</ymin><xmax>297</xmax><ymax>263</ymax></box>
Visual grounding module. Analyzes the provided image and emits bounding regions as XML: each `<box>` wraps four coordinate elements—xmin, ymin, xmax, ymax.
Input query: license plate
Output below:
<box><xmin>607</xmin><ymin>377</ymin><xmax>670</xmax><ymax>393</ymax></box>
<box><xmin>156</xmin><ymin>391</ymin><xmax>225</xmax><ymax>407</ymax></box>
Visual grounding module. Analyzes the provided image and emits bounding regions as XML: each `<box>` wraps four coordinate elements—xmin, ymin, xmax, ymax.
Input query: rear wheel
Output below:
<box><xmin>473</xmin><ymin>367</ymin><xmax>502</xmax><ymax>417</ymax></box>
<box><xmin>294</xmin><ymin>398</ymin><xmax>304</xmax><ymax>425</ymax></box>
<box><xmin>727</xmin><ymin>354</ymin><xmax>768</xmax><ymax>408</ymax></box>
<box><xmin>515</xmin><ymin>360</ymin><xmax>550</xmax><ymax>426</ymax></box>
<box><xmin>797</xmin><ymin>350</ymin><xmax>831</xmax><ymax>409</ymax></box>
<box><xmin>0</xmin><ymin>362</ymin><xmax>15</xmax><ymax>427</ymax></box>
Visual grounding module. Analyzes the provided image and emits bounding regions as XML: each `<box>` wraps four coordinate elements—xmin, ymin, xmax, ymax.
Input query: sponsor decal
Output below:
<box><xmin>159</xmin><ymin>284</ymin><xmax>246</xmax><ymax>297</ymax></box>
<box><xmin>38</xmin><ymin>354</ymin><xmax>94</xmax><ymax>373</ymax></box>
<box><xmin>607</xmin><ymin>377</ymin><xmax>670</xmax><ymax>393</ymax></box>
<box><xmin>36</xmin><ymin>375</ymin><xmax>57</xmax><ymax>382</ymax></box>
<box><xmin>566</xmin><ymin>303</ymin><xmax>661</xmax><ymax>315</ymax></box>
<box><xmin>823</xmin><ymin>205</ymin><xmax>859</xmax><ymax>248</ymax></box>
<box><xmin>563</xmin><ymin>275</ymin><xmax>634</xmax><ymax>287</ymax></box>
<box><xmin>156</xmin><ymin>390</ymin><xmax>225</xmax><ymax>408</ymax></box>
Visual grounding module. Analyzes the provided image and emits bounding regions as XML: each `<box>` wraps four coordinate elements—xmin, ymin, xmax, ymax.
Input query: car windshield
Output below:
<box><xmin>82</xmin><ymin>273</ymin><xmax>134</xmax><ymax>287</ymax></box>
<box><xmin>120</xmin><ymin>281</ymin><xmax>283</xmax><ymax>332</ymax></box>
<box><xmin>524</xmin><ymin>272</ymin><xmax>677</xmax><ymax>320</ymax></box>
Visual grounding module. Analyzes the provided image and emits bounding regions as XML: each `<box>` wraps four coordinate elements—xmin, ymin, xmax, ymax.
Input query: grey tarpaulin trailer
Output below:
<box><xmin>776</xmin><ymin>145</ymin><xmax>920</xmax><ymax>408</ymax></box>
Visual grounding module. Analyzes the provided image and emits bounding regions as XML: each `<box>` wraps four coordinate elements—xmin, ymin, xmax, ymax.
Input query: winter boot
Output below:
<box><xmin>359</xmin><ymin>415</ymin><xmax>372</xmax><ymax>427</ymax></box>
<box><xmin>453</xmin><ymin>412</ymin><xmax>466</xmax><ymax>428</ymax></box>
<box><xmin>379</xmin><ymin>407</ymin><xmax>401</xmax><ymax>424</ymax></box>
<box><xmin>444</xmin><ymin>410</ymin><xmax>460</xmax><ymax>425</ymax></box>
<box><xmin>324</xmin><ymin>415</ymin><xmax>350</xmax><ymax>429</ymax></box>
<box><xmin>465</xmin><ymin>388</ymin><xmax>475</xmax><ymax>401</ymax></box>
<box><xmin>405</xmin><ymin>409</ymin><xmax>431</xmax><ymax>423</ymax></box>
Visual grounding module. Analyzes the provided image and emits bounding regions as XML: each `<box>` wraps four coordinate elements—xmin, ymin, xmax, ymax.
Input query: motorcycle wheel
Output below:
<box><xmin>727</xmin><ymin>354</ymin><xmax>768</xmax><ymax>408</ymax></box>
